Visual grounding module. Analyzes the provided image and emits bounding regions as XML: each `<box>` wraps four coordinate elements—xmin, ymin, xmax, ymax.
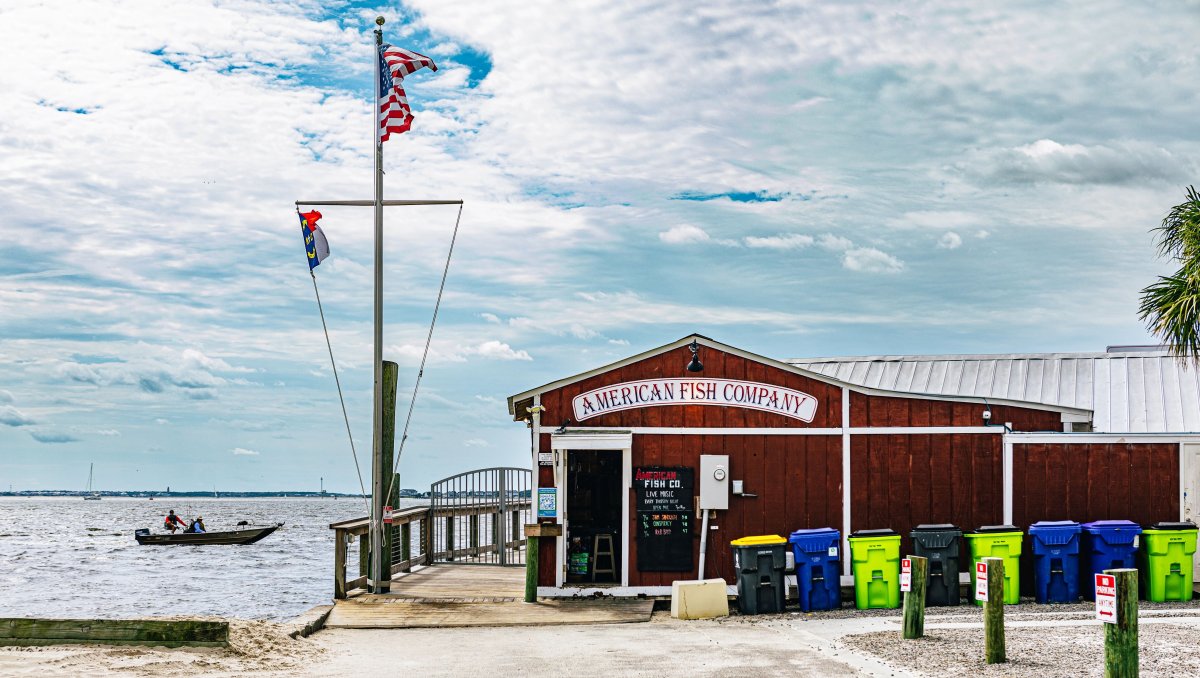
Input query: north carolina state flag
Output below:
<box><xmin>299</xmin><ymin>210</ymin><xmax>329</xmax><ymax>270</ymax></box>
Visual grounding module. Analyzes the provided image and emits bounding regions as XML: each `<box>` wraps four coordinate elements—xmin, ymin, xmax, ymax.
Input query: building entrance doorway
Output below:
<box><xmin>566</xmin><ymin>450</ymin><xmax>622</xmax><ymax>584</ymax></box>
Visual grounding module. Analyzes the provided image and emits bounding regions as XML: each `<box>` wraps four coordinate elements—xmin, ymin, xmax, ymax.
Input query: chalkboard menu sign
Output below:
<box><xmin>634</xmin><ymin>466</ymin><xmax>694</xmax><ymax>572</ymax></box>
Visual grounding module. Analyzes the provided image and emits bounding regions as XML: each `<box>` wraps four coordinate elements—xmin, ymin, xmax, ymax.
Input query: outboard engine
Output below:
<box><xmin>134</xmin><ymin>528</ymin><xmax>150</xmax><ymax>537</ymax></box>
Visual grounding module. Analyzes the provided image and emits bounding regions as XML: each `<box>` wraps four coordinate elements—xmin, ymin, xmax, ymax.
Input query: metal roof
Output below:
<box><xmin>789</xmin><ymin>350</ymin><xmax>1200</xmax><ymax>434</ymax></box>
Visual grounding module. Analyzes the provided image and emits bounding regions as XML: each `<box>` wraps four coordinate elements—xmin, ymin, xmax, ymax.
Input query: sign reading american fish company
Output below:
<box><xmin>571</xmin><ymin>378</ymin><xmax>818</xmax><ymax>422</ymax></box>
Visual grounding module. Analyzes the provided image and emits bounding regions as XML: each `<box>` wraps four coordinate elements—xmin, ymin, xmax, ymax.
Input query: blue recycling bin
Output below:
<box><xmin>1081</xmin><ymin>520</ymin><xmax>1142</xmax><ymax>600</ymax></box>
<box><xmin>789</xmin><ymin>528</ymin><xmax>841</xmax><ymax>611</ymax></box>
<box><xmin>1029</xmin><ymin>520</ymin><xmax>1082</xmax><ymax>603</ymax></box>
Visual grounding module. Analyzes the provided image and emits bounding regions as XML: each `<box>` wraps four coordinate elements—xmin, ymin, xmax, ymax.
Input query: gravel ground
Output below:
<box><xmin>843</xmin><ymin>624</ymin><xmax>1200</xmax><ymax>677</ymax></box>
<box><xmin>727</xmin><ymin>596</ymin><xmax>1200</xmax><ymax>622</ymax></box>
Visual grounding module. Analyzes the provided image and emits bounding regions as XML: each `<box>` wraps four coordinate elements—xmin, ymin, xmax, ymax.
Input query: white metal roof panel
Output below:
<box><xmin>790</xmin><ymin>349</ymin><xmax>1200</xmax><ymax>434</ymax></box>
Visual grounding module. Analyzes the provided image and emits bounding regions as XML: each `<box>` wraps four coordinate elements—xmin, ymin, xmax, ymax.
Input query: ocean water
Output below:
<box><xmin>0</xmin><ymin>497</ymin><xmax>422</xmax><ymax>621</ymax></box>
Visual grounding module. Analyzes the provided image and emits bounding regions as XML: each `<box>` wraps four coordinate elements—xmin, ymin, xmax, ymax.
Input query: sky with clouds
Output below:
<box><xmin>1</xmin><ymin>1</ymin><xmax>1196</xmax><ymax>492</ymax></box>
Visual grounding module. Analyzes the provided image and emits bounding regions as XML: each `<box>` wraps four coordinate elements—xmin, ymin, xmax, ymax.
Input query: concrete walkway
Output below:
<box><xmin>307</xmin><ymin>613</ymin><xmax>914</xmax><ymax>677</ymax></box>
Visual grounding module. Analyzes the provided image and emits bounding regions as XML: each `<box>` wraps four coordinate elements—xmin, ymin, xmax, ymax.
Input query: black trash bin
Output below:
<box><xmin>911</xmin><ymin>524</ymin><xmax>962</xmax><ymax>606</ymax></box>
<box><xmin>730</xmin><ymin>535</ymin><xmax>788</xmax><ymax>614</ymax></box>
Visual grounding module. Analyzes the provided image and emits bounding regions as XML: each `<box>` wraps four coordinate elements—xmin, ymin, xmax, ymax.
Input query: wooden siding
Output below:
<box><xmin>537</xmin><ymin>345</ymin><xmax>845</xmax><ymax>430</ymax></box>
<box><xmin>629</xmin><ymin>434</ymin><xmax>842</xmax><ymax>587</ymax></box>
<box><xmin>849</xmin><ymin>434</ymin><xmax>1004</xmax><ymax>558</ymax></box>
<box><xmin>849</xmin><ymin>393</ymin><xmax>1063</xmax><ymax>431</ymax></box>
<box><xmin>1012</xmin><ymin>443</ymin><xmax>1179</xmax><ymax>525</ymax></box>
<box><xmin>1012</xmin><ymin>442</ymin><xmax>1180</xmax><ymax>595</ymax></box>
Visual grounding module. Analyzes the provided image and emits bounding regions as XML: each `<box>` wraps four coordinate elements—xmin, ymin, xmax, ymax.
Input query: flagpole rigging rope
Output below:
<box><xmin>310</xmin><ymin>268</ymin><xmax>371</xmax><ymax>516</ymax></box>
<box><xmin>384</xmin><ymin>203</ymin><xmax>464</xmax><ymax>504</ymax></box>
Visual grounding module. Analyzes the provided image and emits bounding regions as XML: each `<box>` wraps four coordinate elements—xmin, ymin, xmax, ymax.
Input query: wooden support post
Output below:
<box><xmin>492</xmin><ymin>512</ymin><xmax>501</xmax><ymax>557</ymax></box>
<box><xmin>445</xmin><ymin>515</ymin><xmax>455</xmax><ymax>561</ymax></box>
<box><xmin>400</xmin><ymin>522</ymin><xmax>411</xmax><ymax>573</ymax></box>
<box><xmin>1104</xmin><ymin>568</ymin><xmax>1139</xmax><ymax>678</ymax></box>
<box><xmin>470</xmin><ymin>515</ymin><xmax>480</xmax><ymax>556</ymax></box>
<box><xmin>984</xmin><ymin>557</ymin><xmax>1006</xmax><ymax>664</ymax></box>
<box><xmin>359</xmin><ymin>533</ymin><xmax>370</xmax><ymax>578</ymax></box>
<box><xmin>512</xmin><ymin>510</ymin><xmax>521</xmax><ymax>548</ymax></box>
<box><xmin>375</xmin><ymin>361</ymin><xmax>398</xmax><ymax>590</ymax></box>
<box><xmin>525</xmin><ymin>535</ymin><xmax>539</xmax><ymax>603</ymax></box>
<box><xmin>902</xmin><ymin>555</ymin><xmax>928</xmax><ymax>639</ymax></box>
<box><xmin>333</xmin><ymin>531</ymin><xmax>347</xmax><ymax>599</ymax></box>
<box><xmin>422</xmin><ymin>512</ymin><xmax>432</xmax><ymax>565</ymax></box>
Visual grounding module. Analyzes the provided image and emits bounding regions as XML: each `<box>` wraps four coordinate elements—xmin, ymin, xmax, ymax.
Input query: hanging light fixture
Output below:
<box><xmin>686</xmin><ymin>339</ymin><xmax>704</xmax><ymax>372</ymax></box>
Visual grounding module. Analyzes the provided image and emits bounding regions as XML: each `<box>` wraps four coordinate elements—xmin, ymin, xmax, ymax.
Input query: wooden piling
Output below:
<box><xmin>984</xmin><ymin>557</ymin><xmax>1006</xmax><ymax>664</ymax></box>
<box><xmin>525</xmin><ymin>535</ymin><xmax>539</xmax><ymax>603</ymax></box>
<box><xmin>1104</xmin><ymin>568</ymin><xmax>1139</xmax><ymax>678</ymax></box>
<box><xmin>902</xmin><ymin>555</ymin><xmax>928</xmax><ymax>639</ymax></box>
<box><xmin>377</xmin><ymin>361</ymin><xmax>398</xmax><ymax>588</ymax></box>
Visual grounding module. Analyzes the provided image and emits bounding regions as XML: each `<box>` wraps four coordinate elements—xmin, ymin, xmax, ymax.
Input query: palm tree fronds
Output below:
<box><xmin>1151</xmin><ymin>185</ymin><xmax>1200</xmax><ymax>260</ymax></box>
<box><xmin>1139</xmin><ymin>270</ymin><xmax>1200</xmax><ymax>360</ymax></box>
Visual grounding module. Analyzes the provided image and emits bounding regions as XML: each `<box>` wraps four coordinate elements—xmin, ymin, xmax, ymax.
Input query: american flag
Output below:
<box><xmin>378</xmin><ymin>44</ymin><xmax>438</xmax><ymax>142</ymax></box>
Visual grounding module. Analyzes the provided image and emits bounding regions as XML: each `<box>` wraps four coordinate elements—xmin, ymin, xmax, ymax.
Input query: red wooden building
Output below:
<box><xmin>508</xmin><ymin>335</ymin><xmax>1196</xmax><ymax>596</ymax></box>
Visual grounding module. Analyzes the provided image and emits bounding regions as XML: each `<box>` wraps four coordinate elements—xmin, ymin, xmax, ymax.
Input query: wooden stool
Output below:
<box><xmin>592</xmin><ymin>533</ymin><xmax>616</xmax><ymax>582</ymax></box>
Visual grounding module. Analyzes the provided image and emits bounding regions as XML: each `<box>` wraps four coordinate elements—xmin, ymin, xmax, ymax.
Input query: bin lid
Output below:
<box><xmin>789</xmin><ymin>527</ymin><xmax>839</xmax><ymax>541</ymax></box>
<box><xmin>1144</xmin><ymin>521</ymin><xmax>1199</xmax><ymax>531</ymax></box>
<box><xmin>849</xmin><ymin>528</ymin><xmax>898</xmax><ymax>538</ymax></box>
<box><xmin>1029</xmin><ymin>520</ymin><xmax>1081</xmax><ymax>531</ymax></box>
<box><xmin>1081</xmin><ymin>520</ymin><xmax>1140</xmax><ymax>531</ymax></box>
<box><xmin>970</xmin><ymin>524</ymin><xmax>1021</xmax><ymax>534</ymax></box>
<box><xmin>912</xmin><ymin>523</ymin><xmax>960</xmax><ymax>532</ymax></box>
<box><xmin>731</xmin><ymin>534</ymin><xmax>787</xmax><ymax>546</ymax></box>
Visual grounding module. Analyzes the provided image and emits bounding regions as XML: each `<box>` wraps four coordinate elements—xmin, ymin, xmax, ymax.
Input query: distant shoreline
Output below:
<box><xmin>0</xmin><ymin>491</ymin><xmax>432</xmax><ymax>499</ymax></box>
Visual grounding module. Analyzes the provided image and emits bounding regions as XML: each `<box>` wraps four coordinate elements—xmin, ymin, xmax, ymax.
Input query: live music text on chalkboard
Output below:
<box><xmin>633</xmin><ymin>466</ymin><xmax>694</xmax><ymax>572</ymax></box>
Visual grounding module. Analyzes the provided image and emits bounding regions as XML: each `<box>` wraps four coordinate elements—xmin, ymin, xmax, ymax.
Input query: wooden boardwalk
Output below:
<box><xmin>372</xmin><ymin>563</ymin><xmax>526</xmax><ymax>602</ymax></box>
<box><xmin>324</xmin><ymin>565</ymin><xmax>653</xmax><ymax>629</ymax></box>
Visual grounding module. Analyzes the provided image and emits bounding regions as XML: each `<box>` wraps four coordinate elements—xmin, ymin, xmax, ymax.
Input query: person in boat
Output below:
<box><xmin>187</xmin><ymin>516</ymin><xmax>206</xmax><ymax>533</ymax></box>
<box><xmin>163</xmin><ymin>510</ymin><xmax>187</xmax><ymax>533</ymax></box>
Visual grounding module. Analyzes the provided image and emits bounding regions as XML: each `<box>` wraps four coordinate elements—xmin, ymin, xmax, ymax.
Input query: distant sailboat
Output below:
<box><xmin>84</xmin><ymin>463</ymin><xmax>101</xmax><ymax>500</ymax></box>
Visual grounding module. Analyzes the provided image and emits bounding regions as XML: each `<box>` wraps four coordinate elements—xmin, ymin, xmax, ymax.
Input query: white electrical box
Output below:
<box><xmin>699</xmin><ymin>454</ymin><xmax>729</xmax><ymax>510</ymax></box>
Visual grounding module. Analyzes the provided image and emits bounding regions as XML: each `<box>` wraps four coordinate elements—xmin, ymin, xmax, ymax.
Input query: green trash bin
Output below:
<box><xmin>848</xmin><ymin>529</ymin><xmax>901</xmax><ymax>609</ymax></box>
<box><xmin>965</xmin><ymin>525</ymin><xmax>1023</xmax><ymax>606</ymax></box>
<box><xmin>1141</xmin><ymin>521</ymin><xmax>1198</xmax><ymax>602</ymax></box>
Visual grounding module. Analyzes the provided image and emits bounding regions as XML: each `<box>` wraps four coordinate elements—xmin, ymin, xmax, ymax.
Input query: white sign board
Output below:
<box><xmin>538</xmin><ymin>451</ymin><xmax>553</xmax><ymax>466</ymax></box>
<box><xmin>1095</xmin><ymin>573</ymin><xmax>1117</xmax><ymax>624</ymax></box>
<box><xmin>571</xmin><ymin>378</ymin><xmax>819</xmax><ymax>423</ymax></box>
<box><xmin>900</xmin><ymin>558</ymin><xmax>912</xmax><ymax>592</ymax></box>
<box><xmin>975</xmin><ymin>562</ymin><xmax>989</xmax><ymax>602</ymax></box>
<box><xmin>383</xmin><ymin>505</ymin><xmax>394</xmax><ymax>524</ymax></box>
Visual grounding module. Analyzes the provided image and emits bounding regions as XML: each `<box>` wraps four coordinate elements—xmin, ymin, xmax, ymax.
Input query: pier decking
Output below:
<box><xmin>325</xmin><ymin>565</ymin><xmax>653</xmax><ymax>629</ymax></box>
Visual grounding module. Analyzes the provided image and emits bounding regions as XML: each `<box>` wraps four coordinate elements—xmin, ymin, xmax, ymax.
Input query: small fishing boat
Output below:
<box><xmin>133</xmin><ymin>523</ymin><xmax>283</xmax><ymax>545</ymax></box>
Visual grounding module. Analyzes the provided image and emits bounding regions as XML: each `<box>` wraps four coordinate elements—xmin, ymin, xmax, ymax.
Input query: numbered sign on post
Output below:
<box><xmin>900</xmin><ymin>558</ymin><xmax>912</xmax><ymax>592</ymax></box>
<box><xmin>1095</xmin><ymin>573</ymin><xmax>1117</xmax><ymax>624</ymax></box>
<box><xmin>975</xmin><ymin>562</ymin><xmax>989</xmax><ymax>602</ymax></box>
<box><xmin>383</xmin><ymin>505</ymin><xmax>393</xmax><ymax>524</ymax></box>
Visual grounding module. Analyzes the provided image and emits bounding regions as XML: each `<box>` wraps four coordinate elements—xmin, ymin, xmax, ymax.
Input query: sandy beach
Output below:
<box><xmin>0</xmin><ymin>612</ymin><xmax>883</xmax><ymax>678</ymax></box>
<box><xmin>6</xmin><ymin>602</ymin><xmax>1200</xmax><ymax>678</ymax></box>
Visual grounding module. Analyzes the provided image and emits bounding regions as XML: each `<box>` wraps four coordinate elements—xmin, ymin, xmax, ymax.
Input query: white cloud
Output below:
<box><xmin>843</xmin><ymin>248</ymin><xmax>905</xmax><ymax>273</ymax></box>
<box><xmin>0</xmin><ymin>405</ymin><xmax>35</xmax><ymax>427</ymax></box>
<box><xmin>232</xmin><ymin>447</ymin><xmax>260</xmax><ymax>456</ymax></box>
<box><xmin>743</xmin><ymin>234</ymin><xmax>814</xmax><ymax>250</ymax></box>
<box><xmin>968</xmin><ymin>139</ymin><xmax>1187</xmax><ymax>186</ymax></box>
<box><xmin>480</xmin><ymin>312</ymin><xmax>501</xmax><ymax>324</ymax></box>
<box><xmin>463</xmin><ymin>438</ymin><xmax>489</xmax><ymax>447</ymax></box>
<box><xmin>96</xmin><ymin>429</ymin><xmax>121</xmax><ymax>436</ymax></box>
<box><xmin>471</xmin><ymin>341</ymin><xmax>533</xmax><ymax>361</ymax></box>
<box><xmin>976</xmin><ymin>230</ymin><xmax>991</xmax><ymax>239</ymax></box>
<box><xmin>817</xmin><ymin>234</ymin><xmax>853</xmax><ymax>251</ymax></box>
<box><xmin>659</xmin><ymin>224</ymin><xmax>711</xmax><ymax>244</ymax></box>
<box><xmin>938</xmin><ymin>232</ymin><xmax>963</xmax><ymax>250</ymax></box>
